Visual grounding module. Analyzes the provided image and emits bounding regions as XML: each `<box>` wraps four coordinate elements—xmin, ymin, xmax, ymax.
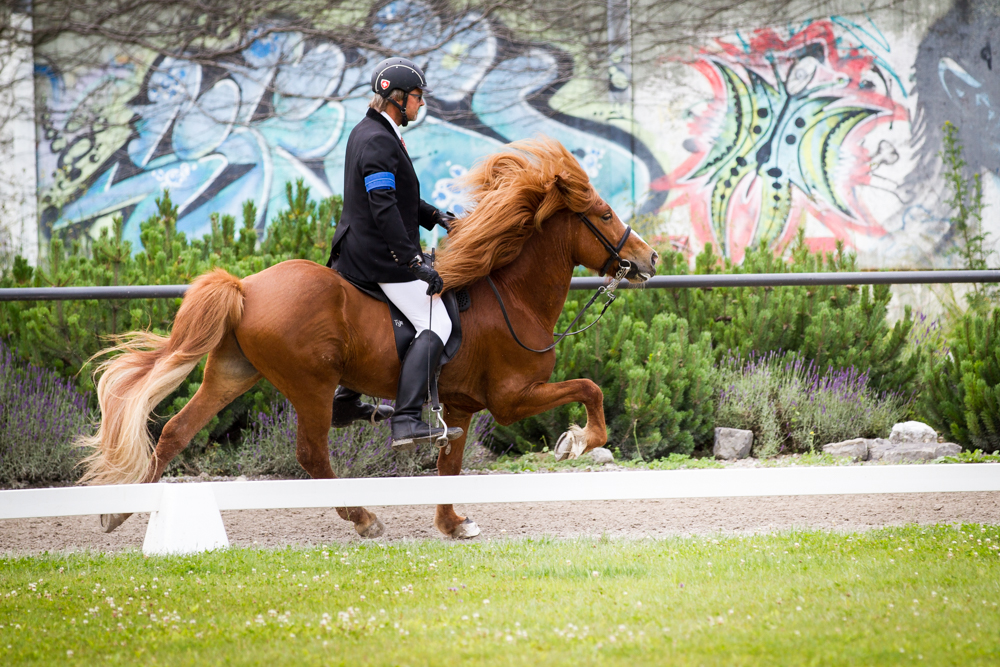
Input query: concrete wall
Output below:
<box><xmin>0</xmin><ymin>10</ymin><xmax>38</xmax><ymax>265</ymax></box>
<box><xmin>10</xmin><ymin>0</ymin><xmax>1000</xmax><ymax>284</ymax></box>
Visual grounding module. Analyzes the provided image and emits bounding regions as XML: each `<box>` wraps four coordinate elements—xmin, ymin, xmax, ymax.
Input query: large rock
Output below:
<box><xmin>588</xmin><ymin>447</ymin><xmax>615</xmax><ymax>465</ymax></box>
<box><xmin>869</xmin><ymin>441</ymin><xmax>962</xmax><ymax>463</ymax></box>
<box><xmin>889</xmin><ymin>421</ymin><xmax>938</xmax><ymax>444</ymax></box>
<box><xmin>714</xmin><ymin>428</ymin><xmax>753</xmax><ymax>460</ymax></box>
<box><xmin>822</xmin><ymin>438</ymin><xmax>877</xmax><ymax>461</ymax></box>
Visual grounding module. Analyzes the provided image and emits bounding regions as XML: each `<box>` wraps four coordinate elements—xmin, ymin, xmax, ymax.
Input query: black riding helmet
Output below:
<box><xmin>370</xmin><ymin>57</ymin><xmax>431</xmax><ymax>127</ymax></box>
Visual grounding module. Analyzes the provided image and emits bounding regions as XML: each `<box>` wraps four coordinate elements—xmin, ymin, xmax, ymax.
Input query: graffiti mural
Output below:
<box><xmin>911</xmin><ymin>0</ymin><xmax>1000</xmax><ymax>191</ymax></box>
<box><xmin>34</xmin><ymin>0</ymin><xmax>658</xmax><ymax>250</ymax></box>
<box><xmin>653</xmin><ymin>19</ymin><xmax>908</xmax><ymax>262</ymax></box>
<box><xmin>26</xmin><ymin>0</ymin><xmax>1000</xmax><ymax>271</ymax></box>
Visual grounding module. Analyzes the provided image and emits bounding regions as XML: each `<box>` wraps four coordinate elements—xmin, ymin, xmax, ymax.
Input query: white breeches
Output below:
<box><xmin>379</xmin><ymin>280</ymin><xmax>453</xmax><ymax>343</ymax></box>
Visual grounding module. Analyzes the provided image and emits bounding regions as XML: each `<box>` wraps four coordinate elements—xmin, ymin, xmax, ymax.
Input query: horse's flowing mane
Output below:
<box><xmin>435</xmin><ymin>138</ymin><xmax>599</xmax><ymax>288</ymax></box>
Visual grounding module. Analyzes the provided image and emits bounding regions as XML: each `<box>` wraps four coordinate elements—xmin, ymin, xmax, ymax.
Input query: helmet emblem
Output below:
<box><xmin>380</xmin><ymin>79</ymin><xmax>390</xmax><ymax>90</ymax></box>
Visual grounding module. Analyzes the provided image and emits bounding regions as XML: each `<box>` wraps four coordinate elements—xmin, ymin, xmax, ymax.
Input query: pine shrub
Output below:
<box><xmin>0</xmin><ymin>179</ymin><xmax>340</xmax><ymax>458</ymax></box>
<box><xmin>489</xmin><ymin>306</ymin><xmax>716</xmax><ymax>459</ymax></box>
<box><xmin>490</xmin><ymin>234</ymin><xmax>923</xmax><ymax>457</ymax></box>
<box><xmin>920</xmin><ymin>308</ymin><xmax>1000</xmax><ymax>451</ymax></box>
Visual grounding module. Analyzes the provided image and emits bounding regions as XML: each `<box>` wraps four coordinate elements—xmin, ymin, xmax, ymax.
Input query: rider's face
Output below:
<box><xmin>406</xmin><ymin>89</ymin><xmax>424</xmax><ymax>122</ymax></box>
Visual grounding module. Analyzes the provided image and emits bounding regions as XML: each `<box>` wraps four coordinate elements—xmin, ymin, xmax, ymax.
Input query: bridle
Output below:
<box><xmin>577</xmin><ymin>211</ymin><xmax>633</xmax><ymax>277</ymax></box>
<box><xmin>487</xmin><ymin>211</ymin><xmax>633</xmax><ymax>354</ymax></box>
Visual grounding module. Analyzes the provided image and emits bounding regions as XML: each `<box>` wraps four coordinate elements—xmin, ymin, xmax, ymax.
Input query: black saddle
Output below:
<box><xmin>336</xmin><ymin>271</ymin><xmax>470</xmax><ymax>364</ymax></box>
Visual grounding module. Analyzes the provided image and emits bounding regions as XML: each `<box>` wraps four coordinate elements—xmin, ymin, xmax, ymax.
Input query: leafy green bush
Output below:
<box><xmin>716</xmin><ymin>351</ymin><xmax>911</xmax><ymax>457</ymax></box>
<box><xmin>920</xmin><ymin>308</ymin><xmax>1000</xmax><ymax>451</ymax></box>
<box><xmin>940</xmin><ymin>121</ymin><xmax>998</xmax><ymax>313</ymax></box>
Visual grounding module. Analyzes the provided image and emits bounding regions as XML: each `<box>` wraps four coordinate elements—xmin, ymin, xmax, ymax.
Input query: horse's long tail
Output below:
<box><xmin>77</xmin><ymin>269</ymin><xmax>245</xmax><ymax>485</ymax></box>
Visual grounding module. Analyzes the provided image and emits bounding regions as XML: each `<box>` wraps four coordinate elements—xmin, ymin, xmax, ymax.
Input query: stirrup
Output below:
<box><xmin>331</xmin><ymin>398</ymin><xmax>394</xmax><ymax>428</ymax></box>
<box><xmin>391</xmin><ymin>423</ymin><xmax>464</xmax><ymax>452</ymax></box>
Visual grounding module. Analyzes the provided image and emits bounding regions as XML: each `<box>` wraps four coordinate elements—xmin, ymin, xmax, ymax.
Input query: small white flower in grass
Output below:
<box><xmin>483</xmin><ymin>599</ymin><xmax>490</xmax><ymax>605</ymax></box>
<box><xmin>66</xmin><ymin>650</ymin><xmax>73</xmax><ymax>657</ymax></box>
<box><xmin>592</xmin><ymin>571</ymin><xmax>600</xmax><ymax>578</ymax></box>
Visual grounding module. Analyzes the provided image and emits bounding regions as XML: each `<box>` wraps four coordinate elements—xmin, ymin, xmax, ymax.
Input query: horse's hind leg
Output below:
<box><xmin>144</xmin><ymin>334</ymin><xmax>262</xmax><ymax>482</ymax></box>
<box><xmin>286</xmin><ymin>392</ymin><xmax>385</xmax><ymax>539</ymax></box>
<box><xmin>102</xmin><ymin>334</ymin><xmax>261</xmax><ymax>533</ymax></box>
<box><xmin>434</xmin><ymin>407</ymin><xmax>479</xmax><ymax>539</ymax></box>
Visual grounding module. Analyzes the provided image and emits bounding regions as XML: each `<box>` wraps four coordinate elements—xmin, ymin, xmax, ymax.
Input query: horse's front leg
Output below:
<box><xmin>491</xmin><ymin>378</ymin><xmax>606</xmax><ymax>461</ymax></box>
<box><xmin>434</xmin><ymin>406</ymin><xmax>479</xmax><ymax>539</ymax></box>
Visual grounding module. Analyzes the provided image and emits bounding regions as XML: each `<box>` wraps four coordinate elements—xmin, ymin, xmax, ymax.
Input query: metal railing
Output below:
<box><xmin>0</xmin><ymin>270</ymin><xmax>998</xmax><ymax>301</ymax></box>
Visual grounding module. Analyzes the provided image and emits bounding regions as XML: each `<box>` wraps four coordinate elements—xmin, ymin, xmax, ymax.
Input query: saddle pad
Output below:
<box><xmin>336</xmin><ymin>271</ymin><xmax>463</xmax><ymax>363</ymax></box>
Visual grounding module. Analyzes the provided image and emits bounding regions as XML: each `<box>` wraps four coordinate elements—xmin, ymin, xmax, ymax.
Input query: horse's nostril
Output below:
<box><xmin>651</xmin><ymin>251</ymin><xmax>659</xmax><ymax>265</ymax></box>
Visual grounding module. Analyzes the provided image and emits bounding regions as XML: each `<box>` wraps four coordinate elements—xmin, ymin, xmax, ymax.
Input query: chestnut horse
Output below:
<box><xmin>79</xmin><ymin>138</ymin><xmax>657</xmax><ymax>539</ymax></box>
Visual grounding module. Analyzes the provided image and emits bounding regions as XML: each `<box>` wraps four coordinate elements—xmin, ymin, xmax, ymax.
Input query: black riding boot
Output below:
<box><xmin>391</xmin><ymin>330</ymin><xmax>464</xmax><ymax>451</ymax></box>
<box><xmin>330</xmin><ymin>386</ymin><xmax>394</xmax><ymax>428</ymax></box>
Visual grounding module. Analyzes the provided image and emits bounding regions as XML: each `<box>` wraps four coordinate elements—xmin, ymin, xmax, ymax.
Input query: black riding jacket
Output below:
<box><xmin>327</xmin><ymin>108</ymin><xmax>440</xmax><ymax>283</ymax></box>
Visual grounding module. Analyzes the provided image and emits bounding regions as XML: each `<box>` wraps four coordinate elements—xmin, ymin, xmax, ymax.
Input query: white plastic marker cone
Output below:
<box><xmin>142</xmin><ymin>484</ymin><xmax>229</xmax><ymax>555</ymax></box>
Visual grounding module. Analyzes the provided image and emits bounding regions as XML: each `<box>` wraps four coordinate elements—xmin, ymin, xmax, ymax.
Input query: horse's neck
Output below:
<box><xmin>491</xmin><ymin>213</ymin><xmax>575</xmax><ymax>330</ymax></box>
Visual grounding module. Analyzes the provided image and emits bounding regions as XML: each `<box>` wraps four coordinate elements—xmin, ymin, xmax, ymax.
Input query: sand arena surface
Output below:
<box><xmin>2</xmin><ymin>482</ymin><xmax>999</xmax><ymax>553</ymax></box>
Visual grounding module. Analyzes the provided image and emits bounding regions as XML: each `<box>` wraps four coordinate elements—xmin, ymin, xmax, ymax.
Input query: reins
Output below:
<box><xmin>487</xmin><ymin>212</ymin><xmax>633</xmax><ymax>354</ymax></box>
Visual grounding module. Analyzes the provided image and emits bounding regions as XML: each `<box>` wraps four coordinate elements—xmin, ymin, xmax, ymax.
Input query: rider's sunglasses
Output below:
<box><xmin>408</xmin><ymin>91</ymin><xmax>424</xmax><ymax>103</ymax></box>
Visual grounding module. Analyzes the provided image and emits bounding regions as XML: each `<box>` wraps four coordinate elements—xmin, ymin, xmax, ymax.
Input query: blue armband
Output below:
<box><xmin>364</xmin><ymin>172</ymin><xmax>396</xmax><ymax>191</ymax></box>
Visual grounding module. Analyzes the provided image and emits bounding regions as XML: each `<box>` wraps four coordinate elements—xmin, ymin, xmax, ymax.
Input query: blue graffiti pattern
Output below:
<box><xmin>40</xmin><ymin>0</ymin><xmax>653</xmax><ymax>248</ymax></box>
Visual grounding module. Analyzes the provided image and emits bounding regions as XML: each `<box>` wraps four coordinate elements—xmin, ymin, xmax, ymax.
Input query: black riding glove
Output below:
<box><xmin>438</xmin><ymin>211</ymin><xmax>458</xmax><ymax>234</ymax></box>
<box><xmin>408</xmin><ymin>256</ymin><xmax>444</xmax><ymax>295</ymax></box>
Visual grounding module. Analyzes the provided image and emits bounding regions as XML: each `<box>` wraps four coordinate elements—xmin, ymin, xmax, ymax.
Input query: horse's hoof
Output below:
<box><xmin>554</xmin><ymin>424</ymin><xmax>587</xmax><ymax>461</ymax></box>
<box><xmin>450</xmin><ymin>518</ymin><xmax>480</xmax><ymax>539</ymax></box>
<box><xmin>100</xmin><ymin>513</ymin><xmax>131</xmax><ymax>534</ymax></box>
<box><xmin>357</xmin><ymin>516</ymin><xmax>385</xmax><ymax>539</ymax></box>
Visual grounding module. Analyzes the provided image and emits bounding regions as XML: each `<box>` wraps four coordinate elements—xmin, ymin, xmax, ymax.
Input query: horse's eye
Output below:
<box><xmin>601</xmin><ymin>212</ymin><xmax>613</xmax><ymax>222</ymax></box>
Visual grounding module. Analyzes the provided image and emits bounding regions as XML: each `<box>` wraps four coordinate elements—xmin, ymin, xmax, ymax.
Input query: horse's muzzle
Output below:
<box><xmin>624</xmin><ymin>250</ymin><xmax>657</xmax><ymax>283</ymax></box>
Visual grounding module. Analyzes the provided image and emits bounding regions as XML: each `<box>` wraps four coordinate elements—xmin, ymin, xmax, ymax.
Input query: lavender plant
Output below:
<box><xmin>0</xmin><ymin>344</ymin><xmax>91</xmax><ymax>487</ymax></box>
<box><xmin>716</xmin><ymin>351</ymin><xmax>911</xmax><ymax>458</ymax></box>
<box><xmin>231</xmin><ymin>398</ymin><xmax>497</xmax><ymax>478</ymax></box>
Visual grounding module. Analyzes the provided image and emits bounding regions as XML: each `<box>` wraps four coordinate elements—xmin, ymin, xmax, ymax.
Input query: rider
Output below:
<box><xmin>327</xmin><ymin>56</ymin><xmax>462</xmax><ymax>451</ymax></box>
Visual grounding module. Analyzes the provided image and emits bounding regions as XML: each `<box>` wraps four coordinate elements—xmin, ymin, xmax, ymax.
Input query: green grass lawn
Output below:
<box><xmin>2</xmin><ymin>526</ymin><xmax>999</xmax><ymax>665</ymax></box>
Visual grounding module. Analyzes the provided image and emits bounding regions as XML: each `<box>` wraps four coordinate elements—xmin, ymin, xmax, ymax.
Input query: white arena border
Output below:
<box><xmin>2</xmin><ymin>464</ymin><xmax>999</xmax><ymax>555</ymax></box>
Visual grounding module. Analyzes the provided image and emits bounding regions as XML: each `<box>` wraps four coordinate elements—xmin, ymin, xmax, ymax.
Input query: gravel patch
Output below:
<box><xmin>2</xmin><ymin>480</ymin><xmax>998</xmax><ymax>554</ymax></box>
